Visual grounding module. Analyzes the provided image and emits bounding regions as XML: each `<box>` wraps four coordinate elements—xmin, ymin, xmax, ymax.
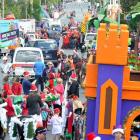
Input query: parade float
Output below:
<box><xmin>84</xmin><ymin>23</ymin><xmax>140</xmax><ymax>139</ymax></box>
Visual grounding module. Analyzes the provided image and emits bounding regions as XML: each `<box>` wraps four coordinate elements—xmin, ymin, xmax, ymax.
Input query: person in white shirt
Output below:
<box><xmin>0</xmin><ymin>56</ymin><xmax>12</xmax><ymax>75</ymax></box>
<box><xmin>50</xmin><ymin>108</ymin><xmax>63</xmax><ymax>140</ymax></box>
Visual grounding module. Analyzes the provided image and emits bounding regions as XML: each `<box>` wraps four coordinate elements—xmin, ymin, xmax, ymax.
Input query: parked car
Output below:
<box><xmin>33</xmin><ymin>39</ymin><xmax>58</xmax><ymax>65</ymax></box>
<box><xmin>12</xmin><ymin>47</ymin><xmax>44</xmax><ymax>79</ymax></box>
<box><xmin>26</xmin><ymin>32</ymin><xmax>37</xmax><ymax>41</ymax></box>
<box><xmin>84</xmin><ymin>32</ymin><xmax>97</xmax><ymax>44</ymax></box>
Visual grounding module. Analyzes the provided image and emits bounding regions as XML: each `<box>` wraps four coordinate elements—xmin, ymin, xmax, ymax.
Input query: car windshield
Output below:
<box><xmin>86</xmin><ymin>34</ymin><xmax>96</xmax><ymax>41</ymax></box>
<box><xmin>15</xmin><ymin>50</ymin><xmax>41</xmax><ymax>62</ymax></box>
<box><xmin>34</xmin><ymin>41</ymin><xmax>57</xmax><ymax>50</ymax></box>
<box><xmin>51</xmin><ymin>25</ymin><xmax>61</xmax><ymax>31</ymax></box>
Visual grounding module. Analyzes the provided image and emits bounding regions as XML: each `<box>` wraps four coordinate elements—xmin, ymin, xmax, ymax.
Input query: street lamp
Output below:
<box><xmin>2</xmin><ymin>0</ymin><xmax>4</xmax><ymax>19</ymax></box>
<box><xmin>117</xmin><ymin>0</ymin><xmax>120</xmax><ymax>25</ymax></box>
<box><xmin>25</xmin><ymin>0</ymin><xmax>28</xmax><ymax>19</ymax></box>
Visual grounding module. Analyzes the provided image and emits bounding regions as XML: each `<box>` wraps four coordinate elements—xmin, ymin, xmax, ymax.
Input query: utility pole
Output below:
<box><xmin>118</xmin><ymin>0</ymin><xmax>120</xmax><ymax>25</ymax></box>
<box><xmin>2</xmin><ymin>0</ymin><xmax>4</xmax><ymax>19</ymax></box>
<box><xmin>30</xmin><ymin>0</ymin><xmax>33</xmax><ymax>18</ymax></box>
<box><xmin>25</xmin><ymin>0</ymin><xmax>28</xmax><ymax>19</ymax></box>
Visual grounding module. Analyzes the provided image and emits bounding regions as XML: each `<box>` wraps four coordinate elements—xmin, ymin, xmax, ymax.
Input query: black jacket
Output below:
<box><xmin>27</xmin><ymin>93</ymin><xmax>43</xmax><ymax>115</ymax></box>
<box><xmin>68</xmin><ymin>81</ymin><xmax>79</xmax><ymax>97</ymax></box>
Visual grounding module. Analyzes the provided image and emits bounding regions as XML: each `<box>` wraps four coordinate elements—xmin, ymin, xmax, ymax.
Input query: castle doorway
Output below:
<box><xmin>124</xmin><ymin>107</ymin><xmax>140</xmax><ymax>140</ymax></box>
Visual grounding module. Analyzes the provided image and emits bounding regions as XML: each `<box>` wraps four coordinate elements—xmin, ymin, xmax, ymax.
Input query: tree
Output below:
<box><xmin>32</xmin><ymin>0</ymin><xmax>41</xmax><ymax>21</ymax></box>
<box><xmin>121</xmin><ymin>0</ymin><xmax>139</xmax><ymax>14</ymax></box>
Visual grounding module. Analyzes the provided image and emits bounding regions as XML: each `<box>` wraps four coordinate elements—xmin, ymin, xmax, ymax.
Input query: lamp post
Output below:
<box><xmin>117</xmin><ymin>0</ymin><xmax>120</xmax><ymax>25</ymax></box>
<box><xmin>25</xmin><ymin>0</ymin><xmax>28</xmax><ymax>19</ymax></box>
<box><xmin>2</xmin><ymin>0</ymin><xmax>4</xmax><ymax>19</ymax></box>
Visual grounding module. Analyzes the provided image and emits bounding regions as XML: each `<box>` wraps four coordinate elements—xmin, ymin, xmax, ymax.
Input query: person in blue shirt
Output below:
<box><xmin>22</xmin><ymin>71</ymin><xmax>32</xmax><ymax>95</ymax></box>
<box><xmin>34</xmin><ymin>57</ymin><xmax>45</xmax><ymax>92</ymax></box>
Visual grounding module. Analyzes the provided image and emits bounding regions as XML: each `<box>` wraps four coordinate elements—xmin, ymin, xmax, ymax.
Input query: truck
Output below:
<box><xmin>18</xmin><ymin>19</ymin><xmax>35</xmax><ymax>34</ymax></box>
<box><xmin>0</xmin><ymin>20</ymin><xmax>19</xmax><ymax>56</ymax></box>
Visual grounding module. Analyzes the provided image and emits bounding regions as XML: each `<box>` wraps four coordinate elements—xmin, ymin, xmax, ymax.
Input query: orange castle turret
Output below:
<box><xmin>96</xmin><ymin>23</ymin><xmax>129</xmax><ymax>65</ymax></box>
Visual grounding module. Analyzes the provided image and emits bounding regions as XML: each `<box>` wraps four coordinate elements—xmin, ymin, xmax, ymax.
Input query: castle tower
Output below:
<box><xmin>85</xmin><ymin>23</ymin><xmax>130</xmax><ymax>139</ymax></box>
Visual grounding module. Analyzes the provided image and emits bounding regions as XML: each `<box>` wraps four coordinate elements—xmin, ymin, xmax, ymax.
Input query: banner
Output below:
<box><xmin>0</xmin><ymin>29</ymin><xmax>19</xmax><ymax>42</ymax></box>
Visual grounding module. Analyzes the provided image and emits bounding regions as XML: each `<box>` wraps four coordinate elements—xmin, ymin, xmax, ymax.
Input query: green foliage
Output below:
<box><xmin>32</xmin><ymin>0</ymin><xmax>41</xmax><ymax>21</ymax></box>
<box><xmin>130</xmin><ymin>2</ymin><xmax>140</xmax><ymax>13</ymax></box>
<box><xmin>12</xmin><ymin>123</ymin><xmax>17</xmax><ymax>137</ymax></box>
<box><xmin>2</xmin><ymin>0</ymin><xmax>61</xmax><ymax>21</ymax></box>
<box><xmin>121</xmin><ymin>0</ymin><xmax>139</xmax><ymax>13</ymax></box>
<box><xmin>27</xmin><ymin>122</ymin><xmax>34</xmax><ymax>138</ymax></box>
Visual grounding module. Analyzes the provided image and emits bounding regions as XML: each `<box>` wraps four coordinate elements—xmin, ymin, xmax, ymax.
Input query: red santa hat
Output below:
<box><xmin>30</xmin><ymin>84</ymin><xmax>37</xmax><ymax>92</ymax></box>
<box><xmin>49</xmin><ymin>73</ymin><xmax>55</xmax><ymax>79</ymax></box>
<box><xmin>54</xmin><ymin>108</ymin><xmax>60</xmax><ymax>114</ymax></box>
<box><xmin>87</xmin><ymin>132</ymin><xmax>96</xmax><ymax>140</ymax></box>
<box><xmin>72</xmin><ymin>95</ymin><xmax>78</xmax><ymax>100</ymax></box>
<box><xmin>23</xmin><ymin>71</ymin><xmax>30</xmax><ymax>77</ymax></box>
<box><xmin>70</xmin><ymin>73</ymin><xmax>77</xmax><ymax>81</ymax></box>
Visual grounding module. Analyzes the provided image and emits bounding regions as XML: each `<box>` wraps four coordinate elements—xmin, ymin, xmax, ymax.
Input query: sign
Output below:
<box><xmin>0</xmin><ymin>29</ymin><xmax>19</xmax><ymax>42</ymax></box>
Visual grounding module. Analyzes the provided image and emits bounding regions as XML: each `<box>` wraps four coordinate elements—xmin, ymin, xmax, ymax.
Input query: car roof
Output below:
<box><xmin>35</xmin><ymin>39</ymin><xmax>56</xmax><ymax>42</ymax></box>
<box><xmin>85</xmin><ymin>33</ymin><xmax>97</xmax><ymax>35</ymax></box>
<box><xmin>15</xmin><ymin>47</ymin><xmax>42</xmax><ymax>51</ymax></box>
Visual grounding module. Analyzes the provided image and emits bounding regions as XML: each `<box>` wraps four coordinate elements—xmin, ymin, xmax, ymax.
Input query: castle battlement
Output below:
<box><xmin>96</xmin><ymin>23</ymin><xmax>129</xmax><ymax>65</ymax></box>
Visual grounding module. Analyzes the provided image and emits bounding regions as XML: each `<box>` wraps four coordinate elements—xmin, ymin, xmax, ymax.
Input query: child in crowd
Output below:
<box><xmin>54</xmin><ymin>78</ymin><xmax>64</xmax><ymax>105</ymax></box>
<box><xmin>45</xmin><ymin>73</ymin><xmax>57</xmax><ymax>94</ymax></box>
<box><xmin>11</xmin><ymin>76</ymin><xmax>22</xmax><ymax>95</ymax></box>
<box><xmin>50</xmin><ymin>108</ymin><xmax>63</xmax><ymax>140</ymax></box>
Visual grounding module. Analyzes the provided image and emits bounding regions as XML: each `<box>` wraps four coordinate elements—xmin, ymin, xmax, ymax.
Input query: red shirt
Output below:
<box><xmin>3</xmin><ymin>83</ymin><xmax>12</xmax><ymax>96</ymax></box>
<box><xmin>22</xmin><ymin>101</ymin><xmax>28</xmax><ymax>116</ymax></box>
<box><xmin>11</xmin><ymin>82</ymin><xmax>22</xmax><ymax>95</ymax></box>
<box><xmin>5</xmin><ymin>97</ymin><xmax>15</xmax><ymax>117</ymax></box>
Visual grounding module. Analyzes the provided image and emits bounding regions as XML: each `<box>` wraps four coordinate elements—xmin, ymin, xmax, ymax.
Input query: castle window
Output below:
<box><xmin>104</xmin><ymin>87</ymin><xmax>113</xmax><ymax>129</ymax></box>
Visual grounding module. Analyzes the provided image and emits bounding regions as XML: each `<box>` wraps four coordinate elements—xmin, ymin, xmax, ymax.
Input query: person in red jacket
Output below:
<box><xmin>63</xmin><ymin>34</ymin><xmax>70</xmax><ymax>49</ymax></box>
<box><xmin>11</xmin><ymin>76</ymin><xmax>22</xmax><ymax>95</ymax></box>
<box><xmin>22</xmin><ymin>95</ymin><xmax>28</xmax><ymax>116</ymax></box>
<box><xmin>5</xmin><ymin>95</ymin><xmax>15</xmax><ymax>124</ymax></box>
<box><xmin>3</xmin><ymin>75</ymin><xmax>12</xmax><ymax>97</ymax></box>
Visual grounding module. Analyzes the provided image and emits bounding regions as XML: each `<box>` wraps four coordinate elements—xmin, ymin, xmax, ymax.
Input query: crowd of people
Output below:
<box><xmin>0</xmin><ymin>46</ymin><xmax>87</xmax><ymax>140</ymax></box>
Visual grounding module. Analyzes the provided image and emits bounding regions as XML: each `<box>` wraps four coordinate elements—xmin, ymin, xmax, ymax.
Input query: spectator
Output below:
<box><xmin>50</xmin><ymin>108</ymin><xmax>63</xmax><ymax>140</ymax></box>
<box><xmin>22</xmin><ymin>71</ymin><xmax>31</xmax><ymax>95</ymax></box>
<box><xmin>112</xmin><ymin>125</ymin><xmax>124</xmax><ymax>140</ymax></box>
<box><xmin>33</xmin><ymin>127</ymin><xmax>47</xmax><ymax>140</ymax></box>
<box><xmin>0</xmin><ymin>56</ymin><xmax>12</xmax><ymax>76</ymax></box>
<box><xmin>11</xmin><ymin>76</ymin><xmax>22</xmax><ymax>95</ymax></box>
<box><xmin>34</xmin><ymin>57</ymin><xmax>45</xmax><ymax>92</ymax></box>
<box><xmin>54</xmin><ymin>78</ymin><xmax>64</xmax><ymax>105</ymax></box>
<box><xmin>27</xmin><ymin>84</ymin><xmax>43</xmax><ymax>116</ymax></box>
<box><xmin>43</xmin><ymin>61</ymin><xmax>55</xmax><ymax>82</ymax></box>
<box><xmin>5</xmin><ymin>95</ymin><xmax>15</xmax><ymax>124</ymax></box>
<box><xmin>2</xmin><ymin>75</ymin><xmax>12</xmax><ymax>98</ymax></box>
<box><xmin>72</xmin><ymin>95</ymin><xmax>84</xmax><ymax>115</ymax></box>
<box><xmin>68</xmin><ymin>73</ymin><xmax>79</xmax><ymax>97</ymax></box>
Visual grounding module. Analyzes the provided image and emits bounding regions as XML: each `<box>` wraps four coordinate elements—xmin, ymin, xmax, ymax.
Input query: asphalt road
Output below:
<box><xmin>60</xmin><ymin>1</ymin><xmax>90</xmax><ymax>25</ymax></box>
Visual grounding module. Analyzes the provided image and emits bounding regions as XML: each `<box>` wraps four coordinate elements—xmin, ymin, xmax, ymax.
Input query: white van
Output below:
<box><xmin>12</xmin><ymin>47</ymin><xmax>44</xmax><ymax>78</ymax></box>
<box><xmin>84</xmin><ymin>32</ymin><xmax>97</xmax><ymax>44</ymax></box>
